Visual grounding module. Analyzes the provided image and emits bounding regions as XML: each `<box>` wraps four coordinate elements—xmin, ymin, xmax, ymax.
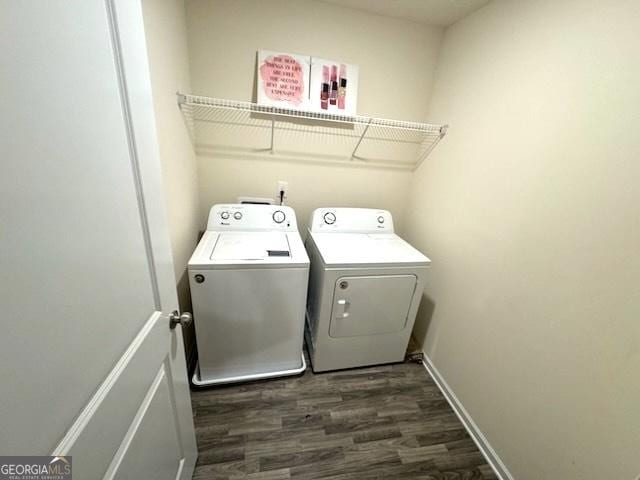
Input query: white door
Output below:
<box><xmin>0</xmin><ymin>1</ymin><xmax>197</xmax><ymax>479</ymax></box>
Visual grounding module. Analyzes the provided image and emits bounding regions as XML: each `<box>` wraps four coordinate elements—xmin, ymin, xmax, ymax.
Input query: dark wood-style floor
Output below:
<box><xmin>191</xmin><ymin>357</ymin><xmax>497</xmax><ymax>480</ymax></box>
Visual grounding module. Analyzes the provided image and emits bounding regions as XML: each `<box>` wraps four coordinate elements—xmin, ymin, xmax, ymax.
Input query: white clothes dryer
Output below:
<box><xmin>305</xmin><ymin>208</ymin><xmax>430</xmax><ymax>372</ymax></box>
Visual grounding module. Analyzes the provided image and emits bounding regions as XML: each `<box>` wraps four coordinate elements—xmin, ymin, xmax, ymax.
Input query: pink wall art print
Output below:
<box><xmin>257</xmin><ymin>50</ymin><xmax>310</xmax><ymax>109</ymax></box>
<box><xmin>256</xmin><ymin>50</ymin><xmax>359</xmax><ymax>116</ymax></box>
<box><xmin>309</xmin><ymin>57</ymin><xmax>359</xmax><ymax>116</ymax></box>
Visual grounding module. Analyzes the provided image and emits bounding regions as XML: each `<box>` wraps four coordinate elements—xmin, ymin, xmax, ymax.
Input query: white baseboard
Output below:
<box><xmin>421</xmin><ymin>353</ymin><xmax>515</xmax><ymax>480</ymax></box>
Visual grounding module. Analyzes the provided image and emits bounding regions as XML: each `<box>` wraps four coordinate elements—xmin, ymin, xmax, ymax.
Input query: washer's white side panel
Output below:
<box><xmin>190</xmin><ymin>267</ymin><xmax>308</xmax><ymax>381</ymax></box>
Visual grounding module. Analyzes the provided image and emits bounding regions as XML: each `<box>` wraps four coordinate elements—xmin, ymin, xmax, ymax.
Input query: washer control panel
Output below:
<box><xmin>207</xmin><ymin>204</ymin><xmax>297</xmax><ymax>231</ymax></box>
<box><xmin>309</xmin><ymin>208</ymin><xmax>394</xmax><ymax>233</ymax></box>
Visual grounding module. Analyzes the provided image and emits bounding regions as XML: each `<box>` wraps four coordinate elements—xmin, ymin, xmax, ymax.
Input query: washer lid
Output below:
<box><xmin>310</xmin><ymin>232</ymin><xmax>430</xmax><ymax>267</ymax></box>
<box><xmin>211</xmin><ymin>232</ymin><xmax>290</xmax><ymax>261</ymax></box>
<box><xmin>188</xmin><ymin>231</ymin><xmax>309</xmax><ymax>269</ymax></box>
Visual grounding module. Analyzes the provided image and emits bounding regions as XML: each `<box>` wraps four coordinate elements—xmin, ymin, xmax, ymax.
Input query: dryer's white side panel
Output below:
<box><xmin>304</xmin><ymin>235</ymin><xmax>325</xmax><ymax>347</ymax></box>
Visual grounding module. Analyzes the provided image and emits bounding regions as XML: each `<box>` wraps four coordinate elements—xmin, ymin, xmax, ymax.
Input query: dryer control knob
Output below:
<box><xmin>233</xmin><ymin>212</ymin><xmax>243</xmax><ymax>220</ymax></box>
<box><xmin>377</xmin><ymin>216</ymin><xmax>385</xmax><ymax>224</ymax></box>
<box><xmin>220</xmin><ymin>211</ymin><xmax>230</xmax><ymax>220</ymax></box>
<box><xmin>273</xmin><ymin>210</ymin><xmax>286</xmax><ymax>223</ymax></box>
<box><xmin>323</xmin><ymin>212</ymin><xmax>336</xmax><ymax>225</ymax></box>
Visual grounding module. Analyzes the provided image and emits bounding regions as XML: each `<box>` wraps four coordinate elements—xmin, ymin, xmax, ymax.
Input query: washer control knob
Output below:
<box><xmin>323</xmin><ymin>212</ymin><xmax>336</xmax><ymax>225</ymax></box>
<box><xmin>220</xmin><ymin>211</ymin><xmax>230</xmax><ymax>220</ymax></box>
<box><xmin>233</xmin><ymin>211</ymin><xmax>243</xmax><ymax>220</ymax></box>
<box><xmin>377</xmin><ymin>215</ymin><xmax>385</xmax><ymax>224</ymax></box>
<box><xmin>272</xmin><ymin>210</ymin><xmax>286</xmax><ymax>223</ymax></box>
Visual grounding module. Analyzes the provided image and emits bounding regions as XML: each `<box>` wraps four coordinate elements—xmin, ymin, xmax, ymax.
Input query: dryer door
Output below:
<box><xmin>329</xmin><ymin>275</ymin><xmax>417</xmax><ymax>338</ymax></box>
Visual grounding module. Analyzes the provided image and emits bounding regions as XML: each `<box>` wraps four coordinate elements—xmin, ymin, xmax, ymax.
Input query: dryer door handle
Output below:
<box><xmin>336</xmin><ymin>299</ymin><xmax>350</xmax><ymax>318</ymax></box>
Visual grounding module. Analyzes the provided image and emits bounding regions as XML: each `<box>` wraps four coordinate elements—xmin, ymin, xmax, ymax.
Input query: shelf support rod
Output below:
<box><xmin>351</xmin><ymin>118</ymin><xmax>372</xmax><ymax>160</ymax></box>
<box><xmin>414</xmin><ymin>124</ymin><xmax>449</xmax><ymax>171</ymax></box>
<box><xmin>270</xmin><ymin>117</ymin><xmax>275</xmax><ymax>154</ymax></box>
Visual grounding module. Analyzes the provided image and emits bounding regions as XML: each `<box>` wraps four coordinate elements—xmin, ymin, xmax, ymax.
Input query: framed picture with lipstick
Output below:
<box><xmin>309</xmin><ymin>57</ymin><xmax>359</xmax><ymax>116</ymax></box>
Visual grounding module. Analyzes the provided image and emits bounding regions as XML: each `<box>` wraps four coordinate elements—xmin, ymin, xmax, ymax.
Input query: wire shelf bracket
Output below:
<box><xmin>351</xmin><ymin>118</ymin><xmax>372</xmax><ymax>160</ymax></box>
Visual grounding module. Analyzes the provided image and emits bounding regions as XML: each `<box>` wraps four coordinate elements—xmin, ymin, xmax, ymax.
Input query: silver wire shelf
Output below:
<box><xmin>178</xmin><ymin>93</ymin><xmax>448</xmax><ymax>170</ymax></box>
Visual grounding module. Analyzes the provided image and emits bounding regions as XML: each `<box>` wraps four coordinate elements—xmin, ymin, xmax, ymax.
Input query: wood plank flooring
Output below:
<box><xmin>191</xmin><ymin>357</ymin><xmax>497</xmax><ymax>480</ymax></box>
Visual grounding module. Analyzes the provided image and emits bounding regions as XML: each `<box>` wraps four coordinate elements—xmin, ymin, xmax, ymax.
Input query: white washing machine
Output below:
<box><xmin>189</xmin><ymin>204</ymin><xmax>309</xmax><ymax>386</ymax></box>
<box><xmin>305</xmin><ymin>208</ymin><xmax>430</xmax><ymax>372</ymax></box>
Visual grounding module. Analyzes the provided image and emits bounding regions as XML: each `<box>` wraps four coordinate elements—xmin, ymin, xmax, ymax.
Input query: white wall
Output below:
<box><xmin>142</xmin><ymin>0</ymin><xmax>200</xmax><ymax>364</ymax></box>
<box><xmin>185</xmin><ymin>0</ymin><xmax>442</xmax><ymax>231</ymax></box>
<box><xmin>405</xmin><ymin>0</ymin><xmax>640</xmax><ymax>478</ymax></box>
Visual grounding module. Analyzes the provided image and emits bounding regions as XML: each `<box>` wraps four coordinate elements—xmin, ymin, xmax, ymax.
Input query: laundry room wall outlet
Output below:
<box><xmin>277</xmin><ymin>181</ymin><xmax>289</xmax><ymax>203</ymax></box>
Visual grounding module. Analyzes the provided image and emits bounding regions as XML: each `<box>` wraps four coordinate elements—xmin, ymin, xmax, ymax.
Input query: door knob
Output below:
<box><xmin>169</xmin><ymin>311</ymin><xmax>192</xmax><ymax>330</ymax></box>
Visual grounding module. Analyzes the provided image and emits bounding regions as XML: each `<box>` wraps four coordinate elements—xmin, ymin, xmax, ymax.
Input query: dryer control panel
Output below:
<box><xmin>207</xmin><ymin>204</ymin><xmax>297</xmax><ymax>231</ymax></box>
<box><xmin>308</xmin><ymin>208</ymin><xmax>394</xmax><ymax>233</ymax></box>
